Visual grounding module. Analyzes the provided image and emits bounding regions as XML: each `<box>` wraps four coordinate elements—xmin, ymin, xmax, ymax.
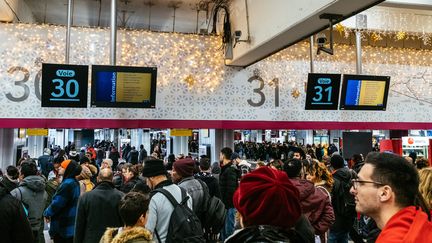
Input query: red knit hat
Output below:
<box><xmin>233</xmin><ymin>167</ymin><xmax>301</xmax><ymax>229</ymax></box>
<box><xmin>173</xmin><ymin>158</ymin><xmax>195</xmax><ymax>177</ymax></box>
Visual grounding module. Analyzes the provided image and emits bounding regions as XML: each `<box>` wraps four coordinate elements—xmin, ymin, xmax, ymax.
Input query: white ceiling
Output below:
<box><xmin>22</xmin><ymin>0</ymin><xmax>217</xmax><ymax>33</ymax></box>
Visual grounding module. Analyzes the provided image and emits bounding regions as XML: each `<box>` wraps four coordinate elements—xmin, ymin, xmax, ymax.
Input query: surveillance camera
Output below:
<box><xmin>316</xmin><ymin>33</ymin><xmax>327</xmax><ymax>47</ymax></box>
<box><xmin>234</xmin><ymin>30</ymin><xmax>242</xmax><ymax>40</ymax></box>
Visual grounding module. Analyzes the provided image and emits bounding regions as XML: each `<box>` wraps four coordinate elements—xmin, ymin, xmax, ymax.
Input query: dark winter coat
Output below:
<box><xmin>289</xmin><ymin>179</ymin><xmax>335</xmax><ymax>235</ymax></box>
<box><xmin>38</xmin><ymin>154</ymin><xmax>53</xmax><ymax>178</ymax></box>
<box><xmin>139</xmin><ymin>148</ymin><xmax>148</xmax><ymax>163</ymax></box>
<box><xmin>75</xmin><ymin>181</ymin><xmax>124</xmax><ymax>243</ymax></box>
<box><xmin>352</xmin><ymin>162</ymin><xmax>364</xmax><ymax>174</ymax></box>
<box><xmin>0</xmin><ymin>184</ymin><xmax>34</xmax><ymax>243</ymax></box>
<box><xmin>219</xmin><ymin>162</ymin><xmax>239</xmax><ymax>209</ymax></box>
<box><xmin>331</xmin><ymin>167</ymin><xmax>356</xmax><ymax>232</ymax></box>
<box><xmin>195</xmin><ymin>172</ymin><xmax>221</xmax><ymax>199</ymax></box>
<box><xmin>128</xmin><ymin>149</ymin><xmax>139</xmax><ymax>164</ymax></box>
<box><xmin>120</xmin><ymin>176</ymin><xmax>141</xmax><ymax>193</ymax></box>
<box><xmin>0</xmin><ymin>175</ymin><xmax>18</xmax><ymax>192</ymax></box>
<box><xmin>109</xmin><ymin>151</ymin><xmax>120</xmax><ymax>170</ymax></box>
<box><xmin>10</xmin><ymin>175</ymin><xmax>48</xmax><ymax>231</ymax></box>
<box><xmin>225</xmin><ymin>225</ymin><xmax>306</xmax><ymax>243</ymax></box>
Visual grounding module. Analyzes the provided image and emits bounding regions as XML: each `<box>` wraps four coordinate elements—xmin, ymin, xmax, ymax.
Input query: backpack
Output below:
<box><xmin>154</xmin><ymin>187</ymin><xmax>205</xmax><ymax>243</ymax></box>
<box><xmin>332</xmin><ymin>175</ymin><xmax>356</xmax><ymax>217</ymax></box>
<box><xmin>196</xmin><ymin>179</ymin><xmax>227</xmax><ymax>234</ymax></box>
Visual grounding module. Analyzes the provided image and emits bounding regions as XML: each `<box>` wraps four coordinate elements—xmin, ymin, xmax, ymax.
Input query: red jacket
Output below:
<box><xmin>377</xmin><ymin>206</ymin><xmax>432</xmax><ymax>243</ymax></box>
<box><xmin>290</xmin><ymin>179</ymin><xmax>335</xmax><ymax>235</ymax></box>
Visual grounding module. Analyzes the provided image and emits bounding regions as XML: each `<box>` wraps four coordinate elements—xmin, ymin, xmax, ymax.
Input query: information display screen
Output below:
<box><xmin>339</xmin><ymin>74</ymin><xmax>390</xmax><ymax>110</ymax></box>
<box><xmin>42</xmin><ymin>63</ymin><xmax>88</xmax><ymax>108</ymax></box>
<box><xmin>305</xmin><ymin>73</ymin><xmax>341</xmax><ymax>110</ymax></box>
<box><xmin>91</xmin><ymin>65</ymin><xmax>157</xmax><ymax>108</ymax></box>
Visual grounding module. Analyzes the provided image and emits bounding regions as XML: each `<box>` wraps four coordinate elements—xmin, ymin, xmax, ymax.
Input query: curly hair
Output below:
<box><xmin>419</xmin><ymin>167</ymin><xmax>432</xmax><ymax>210</ymax></box>
<box><xmin>307</xmin><ymin>160</ymin><xmax>334</xmax><ymax>190</ymax></box>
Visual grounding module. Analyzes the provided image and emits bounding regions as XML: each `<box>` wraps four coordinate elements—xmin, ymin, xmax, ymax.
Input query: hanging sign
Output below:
<box><xmin>42</xmin><ymin>63</ymin><xmax>88</xmax><ymax>108</ymax></box>
<box><xmin>170</xmin><ymin>129</ymin><xmax>193</xmax><ymax>136</ymax></box>
<box><xmin>305</xmin><ymin>73</ymin><xmax>341</xmax><ymax>110</ymax></box>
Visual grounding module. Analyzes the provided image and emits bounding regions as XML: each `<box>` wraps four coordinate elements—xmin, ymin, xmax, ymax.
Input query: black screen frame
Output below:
<box><xmin>339</xmin><ymin>74</ymin><xmax>390</xmax><ymax>111</ymax></box>
<box><xmin>91</xmin><ymin>65</ymin><xmax>157</xmax><ymax>108</ymax></box>
<box><xmin>41</xmin><ymin>63</ymin><xmax>89</xmax><ymax>108</ymax></box>
<box><xmin>305</xmin><ymin>73</ymin><xmax>341</xmax><ymax>110</ymax></box>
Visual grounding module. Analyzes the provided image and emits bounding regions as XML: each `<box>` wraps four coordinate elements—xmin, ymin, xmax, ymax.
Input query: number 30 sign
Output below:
<box><xmin>41</xmin><ymin>63</ymin><xmax>88</xmax><ymax>108</ymax></box>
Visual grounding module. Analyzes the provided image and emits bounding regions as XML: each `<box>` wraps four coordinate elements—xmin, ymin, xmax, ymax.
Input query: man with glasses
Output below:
<box><xmin>350</xmin><ymin>152</ymin><xmax>432</xmax><ymax>242</ymax></box>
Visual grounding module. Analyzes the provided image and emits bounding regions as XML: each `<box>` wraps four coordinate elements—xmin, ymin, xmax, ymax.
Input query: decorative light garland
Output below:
<box><xmin>1</xmin><ymin>22</ymin><xmax>432</xmax><ymax>105</ymax></box>
<box><xmin>0</xmin><ymin>23</ymin><xmax>226</xmax><ymax>93</ymax></box>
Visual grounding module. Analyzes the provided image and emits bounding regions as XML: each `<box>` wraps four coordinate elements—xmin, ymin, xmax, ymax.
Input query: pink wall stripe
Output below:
<box><xmin>0</xmin><ymin>119</ymin><xmax>430</xmax><ymax>130</ymax></box>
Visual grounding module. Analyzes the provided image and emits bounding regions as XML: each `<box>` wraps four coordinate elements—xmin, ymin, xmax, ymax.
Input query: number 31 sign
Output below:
<box><xmin>42</xmin><ymin>63</ymin><xmax>88</xmax><ymax>108</ymax></box>
<box><xmin>305</xmin><ymin>73</ymin><xmax>341</xmax><ymax>110</ymax></box>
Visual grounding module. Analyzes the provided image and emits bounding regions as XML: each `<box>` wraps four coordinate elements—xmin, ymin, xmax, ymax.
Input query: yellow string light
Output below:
<box><xmin>371</xmin><ymin>32</ymin><xmax>383</xmax><ymax>42</ymax></box>
<box><xmin>0</xmin><ymin>23</ymin><xmax>226</xmax><ymax>93</ymax></box>
<box><xmin>335</xmin><ymin>23</ymin><xmax>345</xmax><ymax>35</ymax></box>
<box><xmin>1</xmin><ymin>22</ymin><xmax>432</xmax><ymax>100</ymax></box>
<box><xmin>396</xmin><ymin>31</ymin><xmax>407</xmax><ymax>41</ymax></box>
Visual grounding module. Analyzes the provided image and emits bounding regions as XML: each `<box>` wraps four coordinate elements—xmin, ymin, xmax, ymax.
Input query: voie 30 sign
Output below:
<box><xmin>41</xmin><ymin>63</ymin><xmax>88</xmax><ymax>108</ymax></box>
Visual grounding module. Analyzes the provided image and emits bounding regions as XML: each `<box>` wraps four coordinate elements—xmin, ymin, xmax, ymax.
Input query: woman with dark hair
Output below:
<box><xmin>44</xmin><ymin>160</ymin><xmax>81</xmax><ymax>243</ymax></box>
<box><xmin>165</xmin><ymin>154</ymin><xmax>176</xmax><ymax>171</ymax></box>
<box><xmin>109</xmin><ymin>147</ymin><xmax>120</xmax><ymax>171</ymax></box>
<box><xmin>120</xmin><ymin>163</ymin><xmax>141</xmax><ymax>193</ymax></box>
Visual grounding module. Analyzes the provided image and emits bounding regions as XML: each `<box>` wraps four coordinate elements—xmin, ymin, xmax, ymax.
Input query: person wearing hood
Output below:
<box><xmin>44</xmin><ymin>159</ymin><xmax>82</xmax><ymax>243</ymax></box>
<box><xmin>0</xmin><ymin>165</ymin><xmax>20</xmax><ymax>192</ymax></box>
<box><xmin>0</xmin><ymin>179</ymin><xmax>34</xmax><ymax>242</ymax></box>
<box><xmin>283</xmin><ymin>158</ymin><xmax>335</xmax><ymax>241</ymax></box>
<box><xmin>11</xmin><ymin>160</ymin><xmax>48</xmax><ymax>242</ymax></box>
<box><xmin>350</xmin><ymin>152</ymin><xmax>432</xmax><ymax>243</ymax></box>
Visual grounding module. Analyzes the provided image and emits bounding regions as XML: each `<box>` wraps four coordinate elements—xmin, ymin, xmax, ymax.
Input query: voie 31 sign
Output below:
<box><xmin>41</xmin><ymin>63</ymin><xmax>88</xmax><ymax>108</ymax></box>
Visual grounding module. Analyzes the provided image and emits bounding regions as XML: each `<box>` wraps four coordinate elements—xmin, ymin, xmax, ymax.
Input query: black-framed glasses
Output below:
<box><xmin>351</xmin><ymin>179</ymin><xmax>385</xmax><ymax>190</ymax></box>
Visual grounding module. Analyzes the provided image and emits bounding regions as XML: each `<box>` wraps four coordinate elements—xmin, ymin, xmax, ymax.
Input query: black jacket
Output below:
<box><xmin>128</xmin><ymin>149</ymin><xmax>139</xmax><ymax>164</ymax></box>
<box><xmin>219</xmin><ymin>162</ymin><xmax>239</xmax><ymax>208</ymax></box>
<box><xmin>331</xmin><ymin>167</ymin><xmax>356</xmax><ymax>232</ymax></box>
<box><xmin>0</xmin><ymin>185</ymin><xmax>34</xmax><ymax>243</ymax></box>
<box><xmin>109</xmin><ymin>151</ymin><xmax>120</xmax><ymax>169</ymax></box>
<box><xmin>225</xmin><ymin>225</ymin><xmax>307</xmax><ymax>243</ymax></box>
<box><xmin>120</xmin><ymin>176</ymin><xmax>141</xmax><ymax>193</ymax></box>
<box><xmin>139</xmin><ymin>148</ymin><xmax>148</xmax><ymax>162</ymax></box>
<box><xmin>74</xmin><ymin>181</ymin><xmax>124</xmax><ymax>243</ymax></box>
<box><xmin>0</xmin><ymin>175</ymin><xmax>18</xmax><ymax>192</ymax></box>
<box><xmin>195</xmin><ymin>172</ymin><xmax>221</xmax><ymax>199</ymax></box>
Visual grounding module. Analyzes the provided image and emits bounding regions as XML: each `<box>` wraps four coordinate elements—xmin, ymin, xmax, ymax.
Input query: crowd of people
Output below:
<box><xmin>0</xmin><ymin>142</ymin><xmax>431</xmax><ymax>243</ymax></box>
